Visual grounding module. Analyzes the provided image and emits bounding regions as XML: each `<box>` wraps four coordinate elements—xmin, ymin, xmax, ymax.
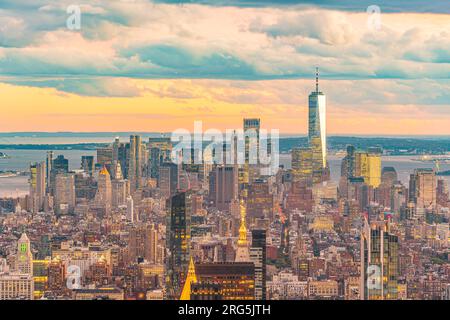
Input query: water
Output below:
<box><xmin>0</xmin><ymin>149</ymin><xmax>96</xmax><ymax>172</ymax></box>
<box><xmin>1</xmin><ymin>150</ymin><xmax>449</xmax><ymax>198</ymax></box>
<box><xmin>0</xmin><ymin>149</ymin><xmax>96</xmax><ymax>197</ymax></box>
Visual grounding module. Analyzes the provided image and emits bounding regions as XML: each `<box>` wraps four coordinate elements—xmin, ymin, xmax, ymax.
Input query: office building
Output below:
<box><xmin>360</xmin><ymin>217</ymin><xmax>399</xmax><ymax>300</ymax></box>
<box><xmin>29</xmin><ymin>162</ymin><xmax>46</xmax><ymax>213</ymax></box>
<box><xmin>54</xmin><ymin>173</ymin><xmax>76</xmax><ymax>215</ymax></box>
<box><xmin>166</xmin><ymin>191</ymin><xmax>192</xmax><ymax>299</ymax></box>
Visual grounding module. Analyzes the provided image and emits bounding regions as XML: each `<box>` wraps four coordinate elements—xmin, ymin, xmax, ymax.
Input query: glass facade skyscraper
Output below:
<box><xmin>308</xmin><ymin>68</ymin><xmax>327</xmax><ymax>169</ymax></box>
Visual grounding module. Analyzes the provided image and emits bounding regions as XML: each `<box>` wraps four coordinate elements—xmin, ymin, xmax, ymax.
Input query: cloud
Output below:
<box><xmin>153</xmin><ymin>1</ymin><xmax>450</xmax><ymax>13</ymax></box>
<box><xmin>0</xmin><ymin>0</ymin><xmax>448</xmax><ymax>134</ymax></box>
<box><xmin>0</xmin><ymin>1</ymin><xmax>449</xmax><ymax>84</ymax></box>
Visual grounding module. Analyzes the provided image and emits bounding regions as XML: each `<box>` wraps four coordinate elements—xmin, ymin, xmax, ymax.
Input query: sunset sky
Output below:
<box><xmin>0</xmin><ymin>0</ymin><xmax>449</xmax><ymax>134</ymax></box>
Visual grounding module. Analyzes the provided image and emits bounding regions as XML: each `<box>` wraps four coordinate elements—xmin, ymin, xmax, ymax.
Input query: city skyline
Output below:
<box><xmin>1</xmin><ymin>1</ymin><xmax>450</xmax><ymax>134</ymax></box>
<box><xmin>0</xmin><ymin>0</ymin><xmax>449</xmax><ymax>304</ymax></box>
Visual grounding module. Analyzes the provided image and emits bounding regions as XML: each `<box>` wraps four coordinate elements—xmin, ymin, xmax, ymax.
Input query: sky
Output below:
<box><xmin>0</xmin><ymin>0</ymin><xmax>449</xmax><ymax>135</ymax></box>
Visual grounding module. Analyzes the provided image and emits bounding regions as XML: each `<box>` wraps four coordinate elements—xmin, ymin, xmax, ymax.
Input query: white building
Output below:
<box><xmin>0</xmin><ymin>273</ymin><xmax>34</xmax><ymax>300</ymax></box>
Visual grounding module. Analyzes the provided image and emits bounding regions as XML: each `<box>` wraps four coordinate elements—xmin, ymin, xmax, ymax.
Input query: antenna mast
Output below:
<box><xmin>316</xmin><ymin>67</ymin><xmax>319</xmax><ymax>93</ymax></box>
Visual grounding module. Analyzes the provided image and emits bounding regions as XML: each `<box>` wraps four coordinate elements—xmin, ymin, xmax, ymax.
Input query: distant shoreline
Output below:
<box><xmin>1</xmin><ymin>135</ymin><xmax>450</xmax><ymax>155</ymax></box>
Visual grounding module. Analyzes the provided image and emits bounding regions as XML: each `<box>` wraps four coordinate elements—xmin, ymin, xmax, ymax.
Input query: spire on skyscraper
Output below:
<box><xmin>235</xmin><ymin>199</ymin><xmax>250</xmax><ymax>262</ymax></box>
<box><xmin>180</xmin><ymin>257</ymin><xmax>197</xmax><ymax>300</ymax></box>
<box><xmin>316</xmin><ymin>67</ymin><xmax>319</xmax><ymax>93</ymax></box>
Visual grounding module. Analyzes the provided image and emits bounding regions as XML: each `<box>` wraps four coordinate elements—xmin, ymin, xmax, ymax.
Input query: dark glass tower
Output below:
<box><xmin>166</xmin><ymin>191</ymin><xmax>192</xmax><ymax>299</ymax></box>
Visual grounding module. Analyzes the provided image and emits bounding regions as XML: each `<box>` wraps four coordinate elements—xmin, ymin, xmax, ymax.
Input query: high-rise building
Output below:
<box><xmin>54</xmin><ymin>173</ymin><xmax>75</xmax><ymax>215</ymax></box>
<box><xmin>247</xmin><ymin>179</ymin><xmax>275</xmax><ymax>223</ymax></box>
<box><xmin>243</xmin><ymin>118</ymin><xmax>260</xmax><ymax>165</ymax></box>
<box><xmin>158</xmin><ymin>162</ymin><xmax>178</xmax><ymax>199</ymax></box>
<box><xmin>53</xmin><ymin>154</ymin><xmax>69</xmax><ymax>172</ymax></box>
<box><xmin>115</xmin><ymin>141</ymin><xmax>129</xmax><ymax>179</ymax></box>
<box><xmin>409</xmin><ymin>168</ymin><xmax>437</xmax><ymax>217</ymax></box>
<box><xmin>166</xmin><ymin>191</ymin><xmax>192</xmax><ymax>299</ymax></box>
<box><xmin>251</xmin><ymin>228</ymin><xmax>266</xmax><ymax>300</ymax></box>
<box><xmin>97</xmin><ymin>146</ymin><xmax>113</xmax><ymax>168</ymax></box>
<box><xmin>148</xmin><ymin>137</ymin><xmax>172</xmax><ymax>179</ymax></box>
<box><xmin>126</xmin><ymin>196</ymin><xmax>134</xmax><ymax>222</ymax></box>
<box><xmin>46</xmin><ymin>151</ymin><xmax>54</xmax><ymax>193</ymax></box>
<box><xmin>16</xmin><ymin>233</ymin><xmax>32</xmax><ymax>275</ymax></box>
<box><xmin>32</xmin><ymin>259</ymin><xmax>50</xmax><ymax>300</ymax></box>
<box><xmin>50</xmin><ymin>155</ymin><xmax>69</xmax><ymax>195</ymax></box>
<box><xmin>291</xmin><ymin>147</ymin><xmax>313</xmax><ymax>185</ymax></box>
<box><xmin>94</xmin><ymin>166</ymin><xmax>112</xmax><ymax>210</ymax></box>
<box><xmin>437</xmin><ymin>179</ymin><xmax>449</xmax><ymax>207</ymax></box>
<box><xmin>360</xmin><ymin>217</ymin><xmax>399</xmax><ymax>300</ymax></box>
<box><xmin>243</xmin><ymin>118</ymin><xmax>261</xmax><ymax>186</ymax></box>
<box><xmin>29</xmin><ymin>162</ymin><xmax>46</xmax><ymax>213</ymax></box>
<box><xmin>47</xmin><ymin>258</ymin><xmax>66</xmax><ymax>295</ymax></box>
<box><xmin>381</xmin><ymin>167</ymin><xmax>398</xmax><ymax>187</ymax></box>
<box><xmin>355</xmin><ymin>148</ymin><xmax>382</xmax><ymax>188</ymax></box>
<box><xmin>112</xmin><ymin>179</ymin><xmax>129</xmax><ymax>208</ymax></box>
<box><xmin>308</xmin><ymin>68</ymin><xmax>326</xmax><ymax>169</ymax></box>
<box><xmin>209</xmin><ymin>165</ymin><xmax>238</xmax><ymax>212</ymax></box>
<box><xmin>235</xmin><ymin>200</ymin><xmax>250</xmax><ymax>262</ymax></box>
<box><xmin>128</xmin><ymin>135</ymin><xmax>143</xmax><ymax>191</ymax></box>
<box><xmin>81</xmin><ymin>156</ymin><xmax>94</xmax><ymax>176</ymax></box>
<box><xmin>341</xmin><ymin>145</ymin><xmax>356</xmax><ymax>179</ymax></box>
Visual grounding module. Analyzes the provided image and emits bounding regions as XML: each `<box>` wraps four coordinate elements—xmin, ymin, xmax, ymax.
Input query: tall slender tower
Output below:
<box><xmin>95</xmin><ymin>166</ymin><xmax>112</xmax><ymax>210</ymax></box>
<box><xmin>16</xmin><ymin>233</ymin><xmax>33</xmax><ymax>275</ymax></box>
<box><xmin>308</xmin><ymin>67</ymin><xmax>327</xmax><ymax>168</ymax></box>
<box><xmin>129</xmin><ymin>135</ymin><xmax>143</xmax><ymax>191</ymax></box>
<box><xmin>166</xmin><ymin>191</ymin><xmax>192</xmax><ymax>299</ymax></box>
<box><xmin>29</xmin><ymin>161</ymin><xmax>46</xmax><ymax>213</ymax></box>
<box><xmin>46</xmin><ymin>151</ymin><xmax>53</xmax><ymax>193</ymax></box>
<box><xmin>235</xmin><ymin>199</ymin><xmax>250</xmax><ymax>262</ymax></box>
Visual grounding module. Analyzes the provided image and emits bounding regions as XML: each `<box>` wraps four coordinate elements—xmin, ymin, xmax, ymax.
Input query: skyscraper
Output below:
<box><xmin>81</xmin><ymin>156</ymin><xmax>94</xmax><ymax>176</ymax></box>
<box><xmin>166</xmin><ymin>191</ymin><xmax>192</xmax><ymax>299</ymax></box>
<box><xmin>355</xmin><ymin>148</ymin><xmax>382</xmax><ymax>188</ymax></box>
<box><xmin>112</xmin><ymin>178</ymin><xmax>129</xmax><ymax>208</ymax></box>
<box><xmin>235</xmin><ymin>200</ymin><xmax>250</xmax><ymax>262</ymax></box>
<box><xmin>158</xmin><ymin>162</ymin><xmax>178</xmax><ymax>199</ymax></box>
<box><xmin>209</xmin><ymin>165</ymin><xmax>238</xmax><ymax>212</ymax></box>
<box><xmin>46</xmin><ymin>151</ymin><xmax>53</xmax><ymax>193</ymax></box>
<box><xmin>54</xmin><ymin>173</ymin><xmax>75</xmax><ymax>215</ymax></box>
<box><xmin>126</xmin><ymin>195</ymin><xmax>134</xmax><ymax>222</ymax></box>
<box><xmin>243</xmin><ymin>118</ymin><xmax>260</xmax><ymax>165</ymax></box>
<box><xmin>97</xmin><ymin>146</ymin><xmax>114</xmax><ymax>168</ymax></box>
<box><xmin>128</xmin><ymin>135</ymin><xmax>143</xmax><ymax>192</ymax></box>
<box><xmin>251</xmin><ymin>229</ymin><xmax>267</xmax><ymax>300</ymax></box>
<box><xmin>308</xmin><ymin>68</ymin><xmax>326</xmax><ymax>169</ymax></box>
<box><xmin>409</xmin><ymin>168</ymin><xmax>437</xmax><ymax>218</ymax></box>
<box><xmin>94</xmin><ymin>166</ymin><xmax>112</xmax><ymax>210</ymax></box>
<box><xmin>360</xmin><ymin>217</ymin><xmax>399</xmax><ymax>300</ymax></box>
<box><xmin>16</xmin><ymin>233</ymin><xmax>33</xmax><ymax>275</ymax></box>
<box><xmin>29</xmin><ymin>162</ymin><xmax>46</xmax><ymax>214</ymax></box>
<box><xmin>243</xmin><ymin>118</ymin><xmax>261</xmax><ymax>187</ymax></box>
<box><xmin>292</xmin><ymin>147</ymin><xmax>312</xmax><ymax>183</ymax></box>
<box><xmin>50</xmin><ymin>155</ymin><xmax>69</xmax><ymax>195</ymax></box>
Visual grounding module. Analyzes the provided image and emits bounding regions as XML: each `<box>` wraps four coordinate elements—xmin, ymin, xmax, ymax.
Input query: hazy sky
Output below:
<box><xmin>0</xmin><ymin>0</ymin><xmax>449</xmax><ymax>134</ymax></box>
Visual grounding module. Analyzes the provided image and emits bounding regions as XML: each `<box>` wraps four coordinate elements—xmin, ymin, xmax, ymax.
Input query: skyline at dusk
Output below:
<box><xmin>1</xmin><ymin>1</ymin><xmax>450</xmax><ymax>134</ymax></box>
<box><xmin>1</xmin><ymin>1</ymin><xmax>449</xmax><ymax>305</ymax></box>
